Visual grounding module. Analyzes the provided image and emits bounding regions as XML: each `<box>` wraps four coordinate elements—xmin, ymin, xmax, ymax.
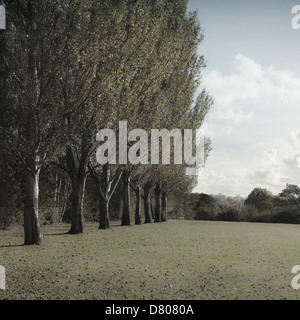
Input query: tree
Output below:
<box><xmin>193</xmin><ymin>193</ymin><xmax>216</xmax><ymax>220</ymax></box>
<box><xmin>216</xmin><ymin>204</ymin><xmax>239</xmax><ymax>222</ymax></box>
<box><xmin>53</xmin><ymin>0</ymin><xmax>141</xmax><ymax>233</ymax></box>
<box><xmin>279</xmin><ymin>184</ymin><xmax>300</xmax><ymax>210</ymax></box>
<box><xmin>102</xmin><ymin>0</ymin><xmax>213</xmax><ymax>227</ymax></box>
<box><xmin>0</xmin><ymin>0</ymin><xmax>79</xmax><ymax>244</ymax></box>
<box><xmin>1</xmin><ymin>0</ymin><xmax>213</xmax><ymax>238</ymax></box>
<box><xmin>130</xmin><ymin>166</ymin><xmax>152</xmax><ymax>225</ymax></box>
<box><xmin>88</xmin><ymin>163</ymin><xmax>122</xmax><ymax>229</ymax></box>
<box><xmin>245</xmin><ymin>188</ymin><xmax>274</xmax><ymax>213</ymax></box>
<box><xmin>135</xmin><ymin>0</ymin><xmax>213</xmax><ymax>224</ymax></box>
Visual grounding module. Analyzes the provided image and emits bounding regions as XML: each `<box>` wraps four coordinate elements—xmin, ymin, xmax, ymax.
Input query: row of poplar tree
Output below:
<box><xmin>0</xmin><ymin>0</ymin><xmax>213</xmax><ymax>245</ymax></box>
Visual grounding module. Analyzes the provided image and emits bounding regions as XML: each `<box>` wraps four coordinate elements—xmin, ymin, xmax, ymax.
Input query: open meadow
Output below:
<box><xmin>1</xmin><ymin>220</ymin><xmax>300</xmax><ymax>300</ymax></box>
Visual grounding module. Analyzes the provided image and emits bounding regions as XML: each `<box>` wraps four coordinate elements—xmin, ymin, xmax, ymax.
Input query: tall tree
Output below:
<box><xmin>88</xmin><ymin>163</ymin><xmax>122</xmax><ymax>229</ymax></box>
<box><xmin>0</xmin><ymin>0</ymin><xmax>79</xmax><ymax>244</ymax></box>
<box><xmin>279</xmin><ymin>184</ymin><xmax>300</xmax><ymax>210</ymax></box>
<box><xmin>245</xmin><ymin>188</ymin><xmax>274</xmax><ymax>212</ymax></box>
<box><xmin>53</xmin><ymin>0</ymin><xmax>137</xmax><ymax>233</ymax></box>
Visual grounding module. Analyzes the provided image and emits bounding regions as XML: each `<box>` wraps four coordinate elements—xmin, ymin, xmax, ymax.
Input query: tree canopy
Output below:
<box><xmin>0</xmin><ymin>0</ymin><xmax>213</xmax><ymax>244</ymax></box>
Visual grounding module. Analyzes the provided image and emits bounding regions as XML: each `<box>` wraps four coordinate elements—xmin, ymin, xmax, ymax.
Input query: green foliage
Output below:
<box><xmin>193</xmin><ymin>193</ymin><xmax>215</xmax><ymax>220</ymax></box>
<box><xmin>216</xmin><ymin>205</ymin><xmax>239</xmax><ymax>222</ymax></box>
<box><xmin>0</xmin><ymin>150</ymin><xmax>23</xmax><ymax>229</ymax></box>
<box><xmin>239</xmin><ymin>204</ymin><xmax>260</xmax><ymax>222</ymax></box>
<box><xmin>0</xmin><ymin>0</ymin><xmax>213</xmax><ymax>233</ymax></box>
<box><xmin>0</xmin><ymin>208</ymin><xmax>22</xmax><ymax>230</ymax></box>
<box><xmin>270</xmin><ymin>209</ymin><xmax>300</xmax><ymax>224</ymax></box>
<box><xmin>0</xmin><ymin>150</ymin><xmax>23</xmax><ymax>208</ymax></box>
<box><xmin>184</xmin><ymin>186</ymin><xmax>300</xmax><ymax>225</ymax></box>
<box><xmin>245</xmin><ymin>188</ymin><xmax>274</xmax><ymax>212</ymax></box>
<box><xmin>279</xmin><ymin>184</ymin><xmax>300</xmax><ymax>210</ymax></box>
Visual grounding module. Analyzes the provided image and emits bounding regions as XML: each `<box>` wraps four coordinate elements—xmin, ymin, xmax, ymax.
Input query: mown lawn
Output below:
<box><xmin>1</xmin><ymin>220</ymin><xmax>300</xmax><ymax>300</ymax></box>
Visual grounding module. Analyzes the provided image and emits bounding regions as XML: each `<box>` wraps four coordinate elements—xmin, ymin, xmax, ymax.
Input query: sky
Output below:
<box><xmin>187</xmin><ymin>0</ymin><xmax>300</xmax><ymax>197</ymax></box>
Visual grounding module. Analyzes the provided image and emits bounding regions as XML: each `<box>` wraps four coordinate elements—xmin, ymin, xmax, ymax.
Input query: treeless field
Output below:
<box><xmin>1</xmin><ymin>220</ymin><xmax>300</xmax><ymax>300</ymax></box>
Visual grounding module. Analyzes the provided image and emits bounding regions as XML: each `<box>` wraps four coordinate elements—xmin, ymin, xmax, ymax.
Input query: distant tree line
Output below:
<box><xmin>0</xmin><ymin>0</ymin><xmax>213</xmax><ymax>244</ymax></box>
<box><xmin>185</xmin><ymin>184</ymin><xmax>300</xmax><ymax>224</ymax></box>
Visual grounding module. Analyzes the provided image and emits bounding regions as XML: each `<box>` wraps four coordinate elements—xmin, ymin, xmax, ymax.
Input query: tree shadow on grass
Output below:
<box><xmin>110</xmin><ymin>224</ymin><xmax>123</xmax><ymax>228</ymax></box>
<box><xmin>43</xmin><ymin>232</ymin><xmax>70</xmax><ymax>236</ymax></box>
<box><xmin>0</xmin><ymin>244</ymin><xmax>24</xmax><ymax>248</ymax></box>
<box><xmin>0</xmin><ymin>232</ymin><xmax>70</xmax><ymax>246</ymax></box>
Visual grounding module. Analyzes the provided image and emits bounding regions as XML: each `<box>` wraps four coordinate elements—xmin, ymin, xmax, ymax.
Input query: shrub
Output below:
<box><xmin>270</xmin><ymin>209</ymin><xmax>300</xmax><ymax>224</ymax></box>
<box><xmin>0</xmin><ymin>207</ymin><xmax>22</xmax><ymax>230</ymax></box>
<box><xmin>216</xmin><ymin>207</ymin><xmax>239</xmax><ymax>222</ymax></box>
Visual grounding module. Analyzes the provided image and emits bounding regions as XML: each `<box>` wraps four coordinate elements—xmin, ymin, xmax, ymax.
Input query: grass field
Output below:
<box><xmin>1</xmin><ymin>220</ymin><xmax>300</xmax><ymax>300</ymax></box>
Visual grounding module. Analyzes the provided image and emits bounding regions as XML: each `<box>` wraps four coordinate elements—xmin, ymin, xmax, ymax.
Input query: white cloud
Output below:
<box><xmin>247</xmin><ymin>143</ymin><xmax>300</xmax><ymax>195</ymax></box>
<box><xmin>196</xmin><ymin>153</ymin><xmax>250</xmax><ymax>197</ymax></box>
<box><xmin>286</xmin><ymin>130</ymin><xmax>300</xmax><ymax>146</ymax></box>
<box><xmin>196</xmin><ymin>136</ymin><xmax>300</xmax><ymax>197</ymax></box>
<box><xmin>195</xmin><ymin>54</ymin><xmax>300</xmax><ymax>197</ymax></box>
<box><xmin>263</xmin><ymin>66</ymin><xmax>300</xmax><ymax>103</ymax></box>
<box><xmin>214</xmin><ymin>105</ymin><xmax>254</xmax><ymax>125</ymax></box>
<box><xmin>234</xmin><ymin>53</ymin><xmax>264</xmax><ymax>80</ymax></box>
<box><xmin>202</xmin><ymin>53</ymin><xmax>300</xmax><ymax>127</ymax></box>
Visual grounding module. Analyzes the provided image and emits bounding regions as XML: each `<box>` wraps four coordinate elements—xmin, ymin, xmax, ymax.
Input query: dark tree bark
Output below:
<box><xmin>98</xmin><ymin>164</ymin><xmax>111</xmax><ymax>229</ymax></box>
<box><xmin>134</xmin><ymin>184</ymin><xmax>142</xmax><ymax>225</ymax></box>
<box><xmin>24</xmin><ymin>157</ymin><xmax>43</xmax><ymax>245</ymax></box>
<box><xmin>121</xmin><ymin>170</ymin><xmax>131</xmax><ymax>226</ymax></box>
<box><xmin>89</xmin><ymin>163</ymin><xmax>122</xmax><ymax>229</ymax></box>
<box><xmin>58</xmin><ymin>180</ymin><xmax>71</xmax><ymax>223</ymax></box>
<box><xmin>154</xmin><ymin>182</ymin><xmax>162</xmax><ymax>222</ymax></box>
<box><xmin>151</xmin><ymin>199</ymin><xmax>155</xmax><ymax>220</ymax></box>
<box><xmin>99</xmin><ymin>165</ymin><xmax>121</xmax><ymax>229</ymax></box>
<box><xmin>54</xmin><ymin>173</ymin><xmax>61</xmax><ymax>207</ymax></box>
<box><xmin>68</xmin><ymin>176</ymin><xmax>85</xmax><ymax>234</ymax></box>
<box><xmin>143</xmin><ymin>183</ymin><xmax>152</xmax><ymax>224</ymax></box>
<box><xmin>99</xmin><ymin>197</ymin><xmax>110</xmax><ymax>230</ymax></box>
<box><xmin>161</xmin><ymin>191</ymin><xmax>168</xmax><ymax>222</ymax></box>
<box><xmin>65</xmin><ymin>139</ymin><xmax>89</xmax><ymax>234</ymax></box>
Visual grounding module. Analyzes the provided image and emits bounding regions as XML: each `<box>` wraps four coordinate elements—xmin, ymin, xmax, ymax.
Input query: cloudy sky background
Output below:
<box><xmin>188</xmin><ymin>0</ymin><xmax>300</xmax><ymax>197</ymax></box>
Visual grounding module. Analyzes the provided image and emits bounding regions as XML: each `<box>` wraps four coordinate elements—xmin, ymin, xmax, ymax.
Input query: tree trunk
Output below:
<box><xmin>59</xmin><ymin>181</ymin><xmax>70</xmax><ymax>222</ymax></box>
<box><xmin>135</xmin><ymin>185</ymin><xmax>142</xmax><ymax>225</ymax></box>
<box><xmin>98</xmin><ymin>164</ymin><xmax>111</xmax><ymax>229</ymax></box>
<box><xmin>143</xmin><ymin>183</ymin><xmax>152</xmax><ymax>223</ymax></box>
<box><xmin>121</xmin><ymin>170</ymin><xmax>131</xmax><ymax>226</ymax></box>
<box><xmin>154</xmin><ymin>182</ymin><xmax>162</xmax><ymax>222</ymax></box>
<box><xmin>99</xmin><ymin>197</ymin><xmax>110</xmax><ymax>229</ymax></box>
<box><xmin>54</xmin><ymin>173</ymin><xmax>61</xmax><ymax>205</ymax></box>
<box><xmin>151</xmin><ymin>199</ymin><xmax>155</xmax><ymax>219</ymax></box>
<box><xmin>23</xmin><ymin>9</ymin><xmax>43</xmax><ymax>245</ymax></box>
<box><xmin>89</xmin><ymin>164</ymin><xmax>122</xmax><ymax>229</ymax></box>
<box><xmin>68</xmin><ymin>176</ymin><xmax>85</xmax><ymax>234</ymax></box>
<box><xmin>161</xmin><ymin>191</ymin><xmax>167</xmax><ymax>222</ymax></box>
<box><xmin>24</xmin><ymin>158</ymin><xmax>43</xmax><ymax>245</ymax></box>
<box><xmin>66</xmin><ymin>143</ymin><xmax>88</xmax><ymax>234</ymax></box>
<box><xmin>119</xmin><ymin>196</ymin><xmax>123</xmax><ymax>221</ymax></box>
